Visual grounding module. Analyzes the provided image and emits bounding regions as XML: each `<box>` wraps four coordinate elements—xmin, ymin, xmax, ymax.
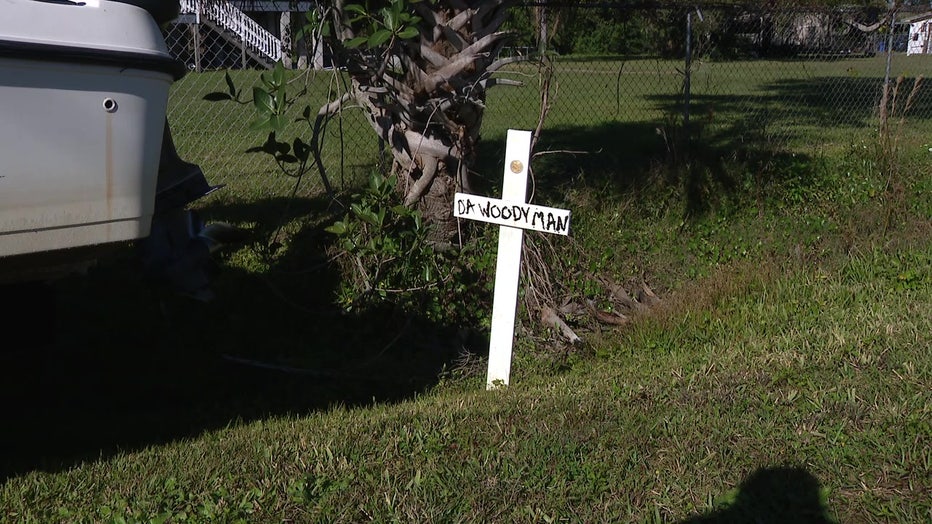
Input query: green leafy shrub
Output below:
<box><xmin>325</xmin><ymin>172</ymin><xmax>495</xmax><ymax>326</ymax></box>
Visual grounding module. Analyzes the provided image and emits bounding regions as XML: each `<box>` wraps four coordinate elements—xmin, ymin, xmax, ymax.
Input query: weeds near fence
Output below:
<box><xmin>877</xmin><ymin>74</ymin><xmax>924</xmax><ymax>234</ymax></box>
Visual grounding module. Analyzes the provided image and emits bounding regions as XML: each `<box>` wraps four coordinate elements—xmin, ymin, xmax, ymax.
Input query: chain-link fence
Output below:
<box><xmin>163</xmin><ymin>3</ymin><xmax>932</xmax><ymax>200</ymax></box>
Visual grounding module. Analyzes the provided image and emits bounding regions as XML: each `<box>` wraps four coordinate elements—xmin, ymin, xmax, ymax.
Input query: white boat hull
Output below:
<box><xmin>0</xmin><ymin>0</ymin><xmax>183</xmax><ymax>261</ymax></box>
<box><xmin>0</xmin><ymin>59</ymin><xmax>172</xmax><ymax>257</ymax></box>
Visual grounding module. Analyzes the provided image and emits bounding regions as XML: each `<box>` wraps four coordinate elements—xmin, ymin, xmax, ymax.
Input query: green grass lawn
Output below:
<box><xmin>1</xmin><ymin>55</ymin><xmax>930</xmax><ymax>522</ymax></box>
<box><xmin>1</xmin><ymin>208</ymin><xmax>928</xmax><ymax>521</ymax></box>
<box><xmin>167</xmin><ymin>69</ymin><xmax>380</xmax><ymax>201</ymax></box>
<box><xmin>167</xmin><ymin>54</ymin><xmax>932</xmax><ymax>213</ymax></box>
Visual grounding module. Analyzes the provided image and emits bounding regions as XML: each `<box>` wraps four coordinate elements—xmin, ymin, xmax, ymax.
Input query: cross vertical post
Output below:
<box><xmin>486</xmin><ymin>129</ymin><xmax>532</xmax><ymax>389</ymax></box>
<box><xmin>454</xmin><ymin>129</ymin><xmax>570</xmax><ymax>390</ymax></box>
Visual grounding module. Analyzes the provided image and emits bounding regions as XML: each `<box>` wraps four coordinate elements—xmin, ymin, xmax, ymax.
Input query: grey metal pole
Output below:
<box><xmin>883</xmin><ymin>2</ymin><xmax>896</xmax><ymax>87</ymax></box>
<box><xmin>684</xmin><ymin>11</ymin><xmax>692</xmax><ymax>132</ymax></box>
<box><xmin>193</xmin><ymin>24</ymin><xmax>202</xmax><ymax>73</ymax></box>
<box><xmin>538</xmin><ymin>5</ymin><xmax>548</xmax><ymax>56</ymax></box>
<box><xmin>193</xmin><ymin>1</ymin><xmax>202</xmax><ymax>73</ymax></box>
<box><xmin>880</xmin><ymin>1</ymin><xmax>897</xmax><ymax>132</ymax></box>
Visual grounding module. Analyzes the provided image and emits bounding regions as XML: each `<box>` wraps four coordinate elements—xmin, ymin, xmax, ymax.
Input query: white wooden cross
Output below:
<box><xmin>454</xmin><ymin>129</ymin><xmax>571</xmax><ymax>390</ymax></box>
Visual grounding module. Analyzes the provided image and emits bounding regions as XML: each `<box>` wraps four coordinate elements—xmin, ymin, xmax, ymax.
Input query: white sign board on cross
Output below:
<box><xmin>454</xmin><ymin>129</ymin><xmax>571</xmax><ymax>390</ymax></box>
<box><xmin>454</xmin><ymin>194</ymin><xmax>571</xmax><ymax>236</ymax></box>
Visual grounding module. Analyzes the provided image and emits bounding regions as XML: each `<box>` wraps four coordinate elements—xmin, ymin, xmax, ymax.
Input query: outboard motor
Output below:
<box><xmin>139</xmin><ymin>120</ymin><xmax>227</xmax><ymax>301</ymax></box>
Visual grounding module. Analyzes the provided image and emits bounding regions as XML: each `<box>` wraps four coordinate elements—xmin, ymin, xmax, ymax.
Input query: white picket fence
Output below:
<box><xmin>179</xmin><ymin>0</ymin><xmax>282</xmax><ymax>64</ymax></box>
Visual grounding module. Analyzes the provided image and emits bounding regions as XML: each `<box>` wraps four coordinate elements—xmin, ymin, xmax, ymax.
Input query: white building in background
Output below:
<box><xmin>173</xmin><ymin>0</ymin><xmax>325</xmax><ymax>70</ymax></box>
<box><xmin>906</xmin><ymin>13</ymin><xmax>932</xmax><ymax>55</ymax></box>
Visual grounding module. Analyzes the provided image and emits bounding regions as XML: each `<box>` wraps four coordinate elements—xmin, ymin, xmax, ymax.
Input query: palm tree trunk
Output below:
<box><xmin>331</xmin><ymin>0</ymin><xmax>517</xmax><ymax>244</ymax></box>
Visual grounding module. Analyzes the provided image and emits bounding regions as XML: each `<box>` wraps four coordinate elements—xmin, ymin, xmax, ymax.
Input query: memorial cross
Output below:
<box><xmin>453</xmin><ymin>129</ymin><xmax>571</xmax><ymax>389</ymax></box>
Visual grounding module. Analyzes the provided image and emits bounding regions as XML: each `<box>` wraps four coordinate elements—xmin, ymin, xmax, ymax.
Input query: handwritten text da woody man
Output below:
<box><xmin>454</xmin><ymin>193</ymin><xmax>571</xmax><ymax>236</ymax></box>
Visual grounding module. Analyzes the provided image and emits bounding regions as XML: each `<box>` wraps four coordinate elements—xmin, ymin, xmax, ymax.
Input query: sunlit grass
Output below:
<box><xmin>1</xmin><ymin>54</ymin><xmax>929</xmax><ymax>523</ymax></box>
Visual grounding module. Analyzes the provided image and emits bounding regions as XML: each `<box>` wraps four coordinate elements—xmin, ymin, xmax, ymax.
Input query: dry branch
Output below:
<box><xmin>419</xmin><ymin>44</ymin><xmax>449</xmax><ymax>68</ymax></box>
<box><xmin>541</xmin><ymin>306</ymin><xmax>581</xmax><ymax>344</ymax></box>
<box><xmin>424</xmin><ymin>32</ymin><xmax>509</xmax><ymax>92</ymax></box>
<box><xmin>585</xmin><ymin>299</ymin><xmax>631</xmax><ymax>326</ymax></box>
<box><xmin>480</xmin><ymin>78</ymin><xmax>523</xmax><ymax>89</ymax></box>
<box><xmin>447</xmin><ymin>8</ymin><xmax>477</xmax><ymax>33</ymax></box>
<box><xmin>605</xmin><ymin>280</ymin><xmax>647</xmax><ymax>313</ymax></box>
<box><xmin>638</xmin><ymin>283</ymin><xmax>661</xmax><ymax>308</ymax></box>
<box><xmin>310</xmin><ymin>91</ymin><xmax>355</xmax><ymax>199</ymax></box>
<box><xmin>404</xmin><ymin>155</ymin><xmax>439</xmax><ymax>206</ymax></box>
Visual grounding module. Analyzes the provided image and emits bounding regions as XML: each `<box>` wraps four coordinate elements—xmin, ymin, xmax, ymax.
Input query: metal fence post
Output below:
<box><xmin>883</xmin><ymin>1</ymin><xmax>896</xmax><ymax>88</ymax></box>
<box><xmin>684</xmin><ymin>10</ymin><xmax>692</xmax><ymax>133</ymax></box>
<box><xmin>193</xmin><ymin>1</ymin><xmax>202</xmax><ymax>73</ymax></box>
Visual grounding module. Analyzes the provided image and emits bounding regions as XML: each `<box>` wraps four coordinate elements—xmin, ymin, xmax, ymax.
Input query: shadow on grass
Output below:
<box><xmin>475</xmin><ymin>121</ymin><xmax>668</xmax><ymax>204</ymax></box>
<box><xmin>680</xmin><ymin>467</ymin><xmax>835</xmax><ymax>523</ymax></box>
<box><xmin>648</xmin><ymin>75</ymin><xmax>932</xmax><ymax>149</ymax></box>
<box><xmin>476</xmin><ymin>119</ymin><xmax>815</xmax><ymax>218</ymax></box>
<box><xmin>0</xmin><ymin>193</ymin><xmax>482</xmax><ymax>483</ymax></box>
<box><xmin>478</xmin><ymin>72</ymin><xmax>927</xmax><ymax>217</ymax></box>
